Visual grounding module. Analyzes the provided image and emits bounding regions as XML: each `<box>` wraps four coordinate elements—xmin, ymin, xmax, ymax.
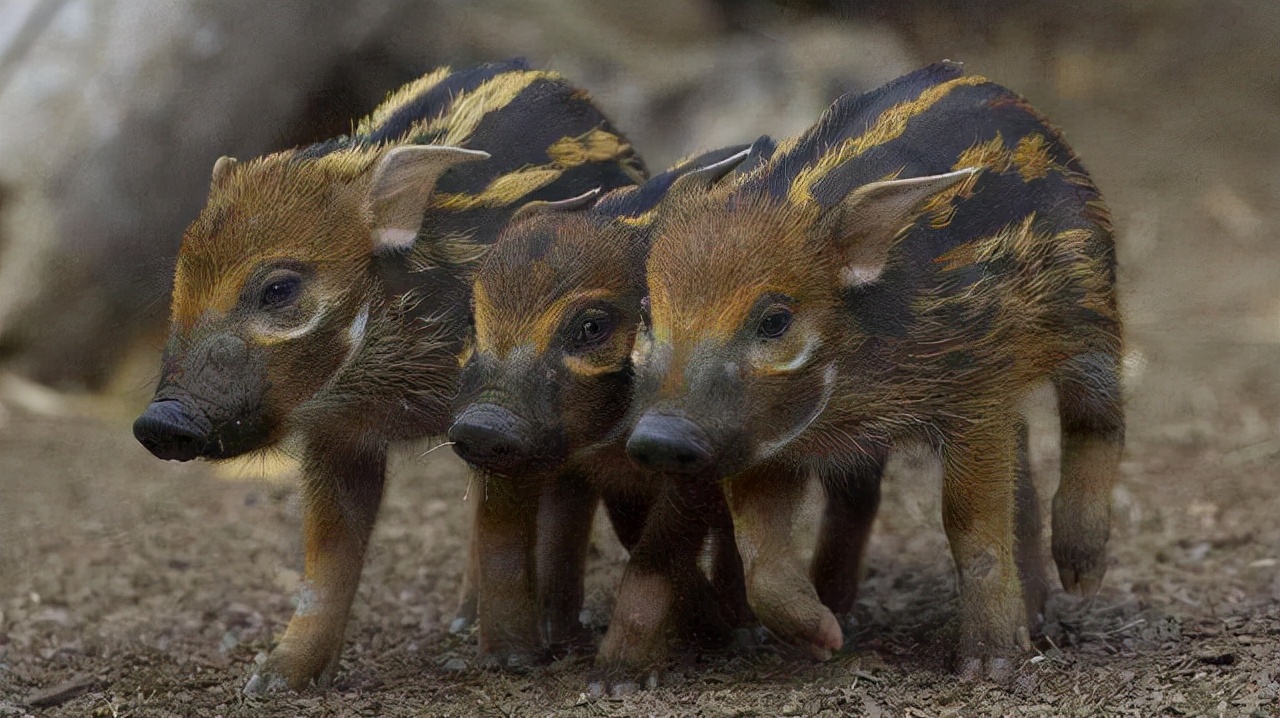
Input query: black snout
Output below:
<box><xmin>133</xmin><ymin>400</ymin><xmax>209</xmax><ymax>462</ymax></box>
<box><xmin>626</xmin><ymin>412</ymin><xmax>714</xmax><ymax>474</ymax></box>
<box><xmin>448</xmin><ymin>403</ymin><xmax>535</xmax><ymax>471</ymax></box>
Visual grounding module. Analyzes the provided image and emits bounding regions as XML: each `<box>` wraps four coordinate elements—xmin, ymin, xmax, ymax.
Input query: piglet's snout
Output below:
<box><xmin>133</xmin><ymin>400</ymin><xmax>210</xmax><ymax>462</ymax></box>
<box><xmin>625</xmin><ymin>412</ymin><xmax>714</xmax><ymax>474</ymax></box>
<box><xmin>448</xmin><ymin>403</ymin><xmax>535</xmax><ymax>471</ymax></box>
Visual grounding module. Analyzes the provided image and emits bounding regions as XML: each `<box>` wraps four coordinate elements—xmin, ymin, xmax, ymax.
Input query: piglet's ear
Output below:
<box><xmin>367</xmin><ymin>145</ymin><xmax>490</xmax><ymax>251</ymax></box>
<box><xmin>826</xmin><ymin>168</ymin><xmax>977</xmax><ymax>287</ymax></box>
<box><xmin>211</xmin><ymin>156</ymin><xmax>237</xmax><ymax>189</ymax></box>
<box><xmin>509</xmin><ymin>187</ymin><xmax>601</xmax><ymax>225</ymax></box>
<box><xmin>664</xmin><ymin>147</ymin><xmax>752</xmax><ymax>203</ymax></box>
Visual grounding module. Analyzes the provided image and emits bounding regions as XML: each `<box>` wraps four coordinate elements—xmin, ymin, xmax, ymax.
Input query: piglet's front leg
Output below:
<box><xmin>535</xmin><ymin>471</ymin><xmax>599</xmax><ymax>653</ymax></box>
<box><xmin>474</xmin><ymin>476</ymin><xmax>542</xmax><ymax>671</ymax></box>
<box><xmin>244</xmin><ymin>437</ymin><xmax>387</xmax><ymax>694</ymax></box>
<box><xmin>592</xmin><ymin>478</ymin><xmax>722</xmax><ymax>696</ymax></box>
<box><xmin>728</xmin><ymin>462</ymin><xmax>843</xmax><ymax>661</ymax></box>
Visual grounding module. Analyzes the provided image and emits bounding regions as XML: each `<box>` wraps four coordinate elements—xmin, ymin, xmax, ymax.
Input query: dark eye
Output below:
<box><xmin>573</xmin><ymin>311</ymin><xmax>615</xmax><ymax>350</ymax></box>
<box><xmin>260</xmin><ymin>274</ymin><xmax>302</xmax><ymax>309</ymax></box>
<box><xmin>757</xmin><ymin>307</ymin><xmax>793</xmax><ymax>339</ymax></box>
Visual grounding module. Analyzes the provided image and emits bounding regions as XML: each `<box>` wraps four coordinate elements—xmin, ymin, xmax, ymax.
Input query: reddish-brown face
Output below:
<box><xmin>134</xmin><ymin>144</ymin><xmax>491</xmax><ymax>461</ymax></box>
<box><xmin>626</xmin><ymin>167</ymin><xmax>974</xmax><ymax>476</ymax></box>
<box><xmin>134</xmin><ymin>156</ymin><xmax>377</xmax><ymax>460</ymax></box>
<box><xmin>449</xmin><ymin>211</ymin><xmax>646</xmax><ymax>474</ymax></box>
<box><xmin>626</xmin><ymin>191</ymin><xmax>847</xmax><ymax>476</ymax></box>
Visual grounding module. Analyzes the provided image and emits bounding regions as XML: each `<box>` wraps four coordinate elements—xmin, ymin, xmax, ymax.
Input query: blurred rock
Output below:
<box><xmin>0</xmin><ymin>0</ymin><xmax>916</xmax><ymax>392</ymax></box>
<box><xmin>0</xmin><ymin>0</ymin><xmax>430</xmax><ymax>389</ymax></box>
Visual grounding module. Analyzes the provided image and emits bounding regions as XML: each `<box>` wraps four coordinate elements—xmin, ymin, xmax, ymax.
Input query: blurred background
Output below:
<box><xmin>0</xmin><ymin>1</ymin><xmax>1277</xmax><ymax>715</ymax></box>
<box><xmin>0</xmin><ymin>0</ymin><xmax>1271</xmax><ymax>396</ymax></box>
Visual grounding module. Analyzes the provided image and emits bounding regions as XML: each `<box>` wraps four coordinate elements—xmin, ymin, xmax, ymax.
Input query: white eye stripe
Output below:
<box><xmin>254</xmin><ymin>303</ymin><xmax>328</xmax><ymax>342</ymax></box>
<box><xmin>630</xmin><ymin>332</ymin><xmax>653</xmax><ymax>366</ymax></box>
<box><xmin>772</xmin><ymin>332</ymin><xmax>820</xmax><ymax>372</ymax></box>
<box><xmin>755</xmin><ymin>361</ymin><xmax>837</xmax><ymax>460</ymax></box>
<box><xmin>348</xmin><ymin>303</ymin><xmax>370</xmax><ymax>347</ymax></box>
<box><xmin>340</xmin><ymin>302</ymin><xmax>371</xmax><ymax>365</ymax></box>
<box><xmin>842</xmin><ymin>265</ymin><xmax>881</xmax><ymax>287</ymax></box>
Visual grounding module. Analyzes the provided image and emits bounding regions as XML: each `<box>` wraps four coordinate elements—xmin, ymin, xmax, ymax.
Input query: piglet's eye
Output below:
<box><xmin>572</xmin><ymin>311</ymin><xmax>615</xmax><ymax>351</ymax></box>
<box><xmin>757</xmin><ymin>307</ymin><xmax>793</xmax><ymax>339</ymax></box>
<box><xmin>260</xmin><ymin>273</ymin><xmax>302</xmax><ymax>310</ymax></box>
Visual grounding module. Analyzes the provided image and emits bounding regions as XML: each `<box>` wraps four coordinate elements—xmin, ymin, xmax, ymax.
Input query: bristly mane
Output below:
<box><xmin>297</xmin><ymin>59</ymin><xmax>533</xmax><ymax>159</ymax></box>
<box><xmin>736</xmin><ymin>61</ymin><xmax>1108</xmax><ymax>268</ymax></box>
<box><xmin>360</xmin><ymin>61</ymin><xmax>527</xmax><ymax>146</ymax></box>
<box><xmin>292</xmin><ymin>59</ymin><xmax>646</xmax><ymax>222</ymax></box>
<box><xmin>750</xmin><ymin>62</ymin><xmax>968</xmax><ymax>206</ymax></box>
<box><xmin>747</xmin><ymin>62</ymin><xmax>1097</xmax><ymax>215</ymax></box>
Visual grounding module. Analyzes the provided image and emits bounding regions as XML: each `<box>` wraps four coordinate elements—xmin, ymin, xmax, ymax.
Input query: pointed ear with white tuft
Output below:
<box><xmin>367</xmin><ymin>145</ymin><xmax>490</xmax><ymax>251</ymax></box>
<box><xmin>824</xmin><ymin>168</ymin><xmax>979</xmax><ymax>287</ymax></box>
<box><xmin>211</xmin><ymin>156</ymin><xmax>237</xmax><ymax>189</ymax></box>
<box><xmin>509</xmin><ymin>187</ymin><xmax>601</xmax><ymax>225</ymax></box>
<box><xmin>664</xmin><ymin>147</ymin><xmax>753</xmax><ymax>203</ymax></box>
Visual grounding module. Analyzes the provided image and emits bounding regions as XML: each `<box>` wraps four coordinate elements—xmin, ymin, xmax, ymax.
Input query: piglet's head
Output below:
<box><xmin>627</xmin><ymin>161</ymin><xmax>976</xmax><ymax>477</ymax></box>
<box><xmin>134</xmin><ymin>146</ymin><xmax>487</xmax><ymax>461</ymax></box>
<box><xmin>447</xmin><ymin>190</ymin><xmax>647</xmax><ymax>474</ymax></box>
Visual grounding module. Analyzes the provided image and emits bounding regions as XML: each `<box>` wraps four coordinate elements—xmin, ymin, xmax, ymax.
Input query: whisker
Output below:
<box><xmin>418</xmin><ymin>441</ymin><xmax>456</xmax><ymax>458</ymax></box>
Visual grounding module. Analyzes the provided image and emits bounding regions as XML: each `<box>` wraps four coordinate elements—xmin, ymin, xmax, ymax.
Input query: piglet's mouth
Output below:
<box><xmin>133</xmin><ymin>399</ymin><xmax>267</xmax><ymax>462</ymax></box>
<box><xmin>754</xmin><ymin>362</ymin><xmax>837</xmax><ymax>461</ymax></box>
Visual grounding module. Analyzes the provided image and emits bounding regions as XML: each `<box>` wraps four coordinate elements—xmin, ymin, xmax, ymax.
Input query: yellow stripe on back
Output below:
<box><xmin>435</xmin><ymin>70</ymin><xmax>553</xmax><ymax>146</ymax></box>
<box><xmin>1012</xmin><ymin>133</ymin><xmax>1054</xmax><ymax>182</ymax></box>
<box><xmin>547</xmin><ymin>128</ymin><xmax>630</xmax><ymax>166</ymax></box>
<box><xmin>788</xmin><ymin>75</ymin><xmax>988</xmax><ymax>207</ymax></box>
<box><xmin>431</xmin><ymin>168</ymin><xmax>566</xmax><ymax>212</ymax></box>
<box><xmin>953</xmin><ymin>131</ymin><xmax>1065</xmax><ymax>182</ymax></box>
<box><xmin>616</xmin><ymin>209</ymin><xmax>656</xmax><ymax>227</ymax></box>
<box><xmin>431</xmin><ymin>127</ymin><xmax>635</xmax><ymax>212</ymax></box>
<box><xmin>356</xmin><ymin>66</ymin><xmax>454</xmax><ymax>135</ymax></box>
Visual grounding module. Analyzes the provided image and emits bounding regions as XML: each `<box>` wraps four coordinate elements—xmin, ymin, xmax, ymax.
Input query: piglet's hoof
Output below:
<box><xmin>477</xmin><ymin>649</ymin><xmax>542</xmax><ymax>674</ymax></box>
<box><xmin>954</xmin><ymin>628</ymin><xmax>1030</xmax><ymax>685</ymax></box>
<box><xmin>1052</xmin><ymin>497</ymin><xmax>1110</xmax><ymax>596</ymax></box>
<box><xmin>586</xmin><ymin>668</ymin><xmax>660</xmax><ymax>698</ymax></box>
<box><xmin>242</xmin><ymin>645</ymin><xmax>335</xmax><ymax>695</ymax></box>
<box><xmin>449</xmin><ymin>614</ymin><xmax>475</xmax><ymax>635</ymax></box>
<box><xmin>242</xmin><ymin>671</ymin><xmax>291</xmax><ymax>696</ymax></box>
<box><xmin>957</xmin><ymin>654</ymin><xmax>1015</xmax><ymax>684</ymax></box>
<box><xmin>754</xmin><ymin>598</ymin><xmax>844</xmax><ymax>661</ymax></box>
<box><xmin>1054</xmin><ymin>556</ymin><xmax>1105</xmax><ymax>597</ymax></box>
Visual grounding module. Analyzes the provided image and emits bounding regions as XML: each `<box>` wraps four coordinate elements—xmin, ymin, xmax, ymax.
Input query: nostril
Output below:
<box><xmin>626</xmin><ymin>413</ymin><xmax>714</xmax><ymax>474</ymax></box>
<box><xmin>448</xmin><ymin>404</ymin><xmax>531</xmax><ymax>470</ymax></box>
<box><xmin>133</xmin><ymin>400</ymin><xmax>207</xmax><ymax>462</ymax></box>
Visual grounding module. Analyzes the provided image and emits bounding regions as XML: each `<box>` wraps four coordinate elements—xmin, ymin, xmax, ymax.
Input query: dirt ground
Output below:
<box><xmin>1</xmin><ymin>5</ymin><xmax>1278</xmax><ymax>717</ymax></box>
